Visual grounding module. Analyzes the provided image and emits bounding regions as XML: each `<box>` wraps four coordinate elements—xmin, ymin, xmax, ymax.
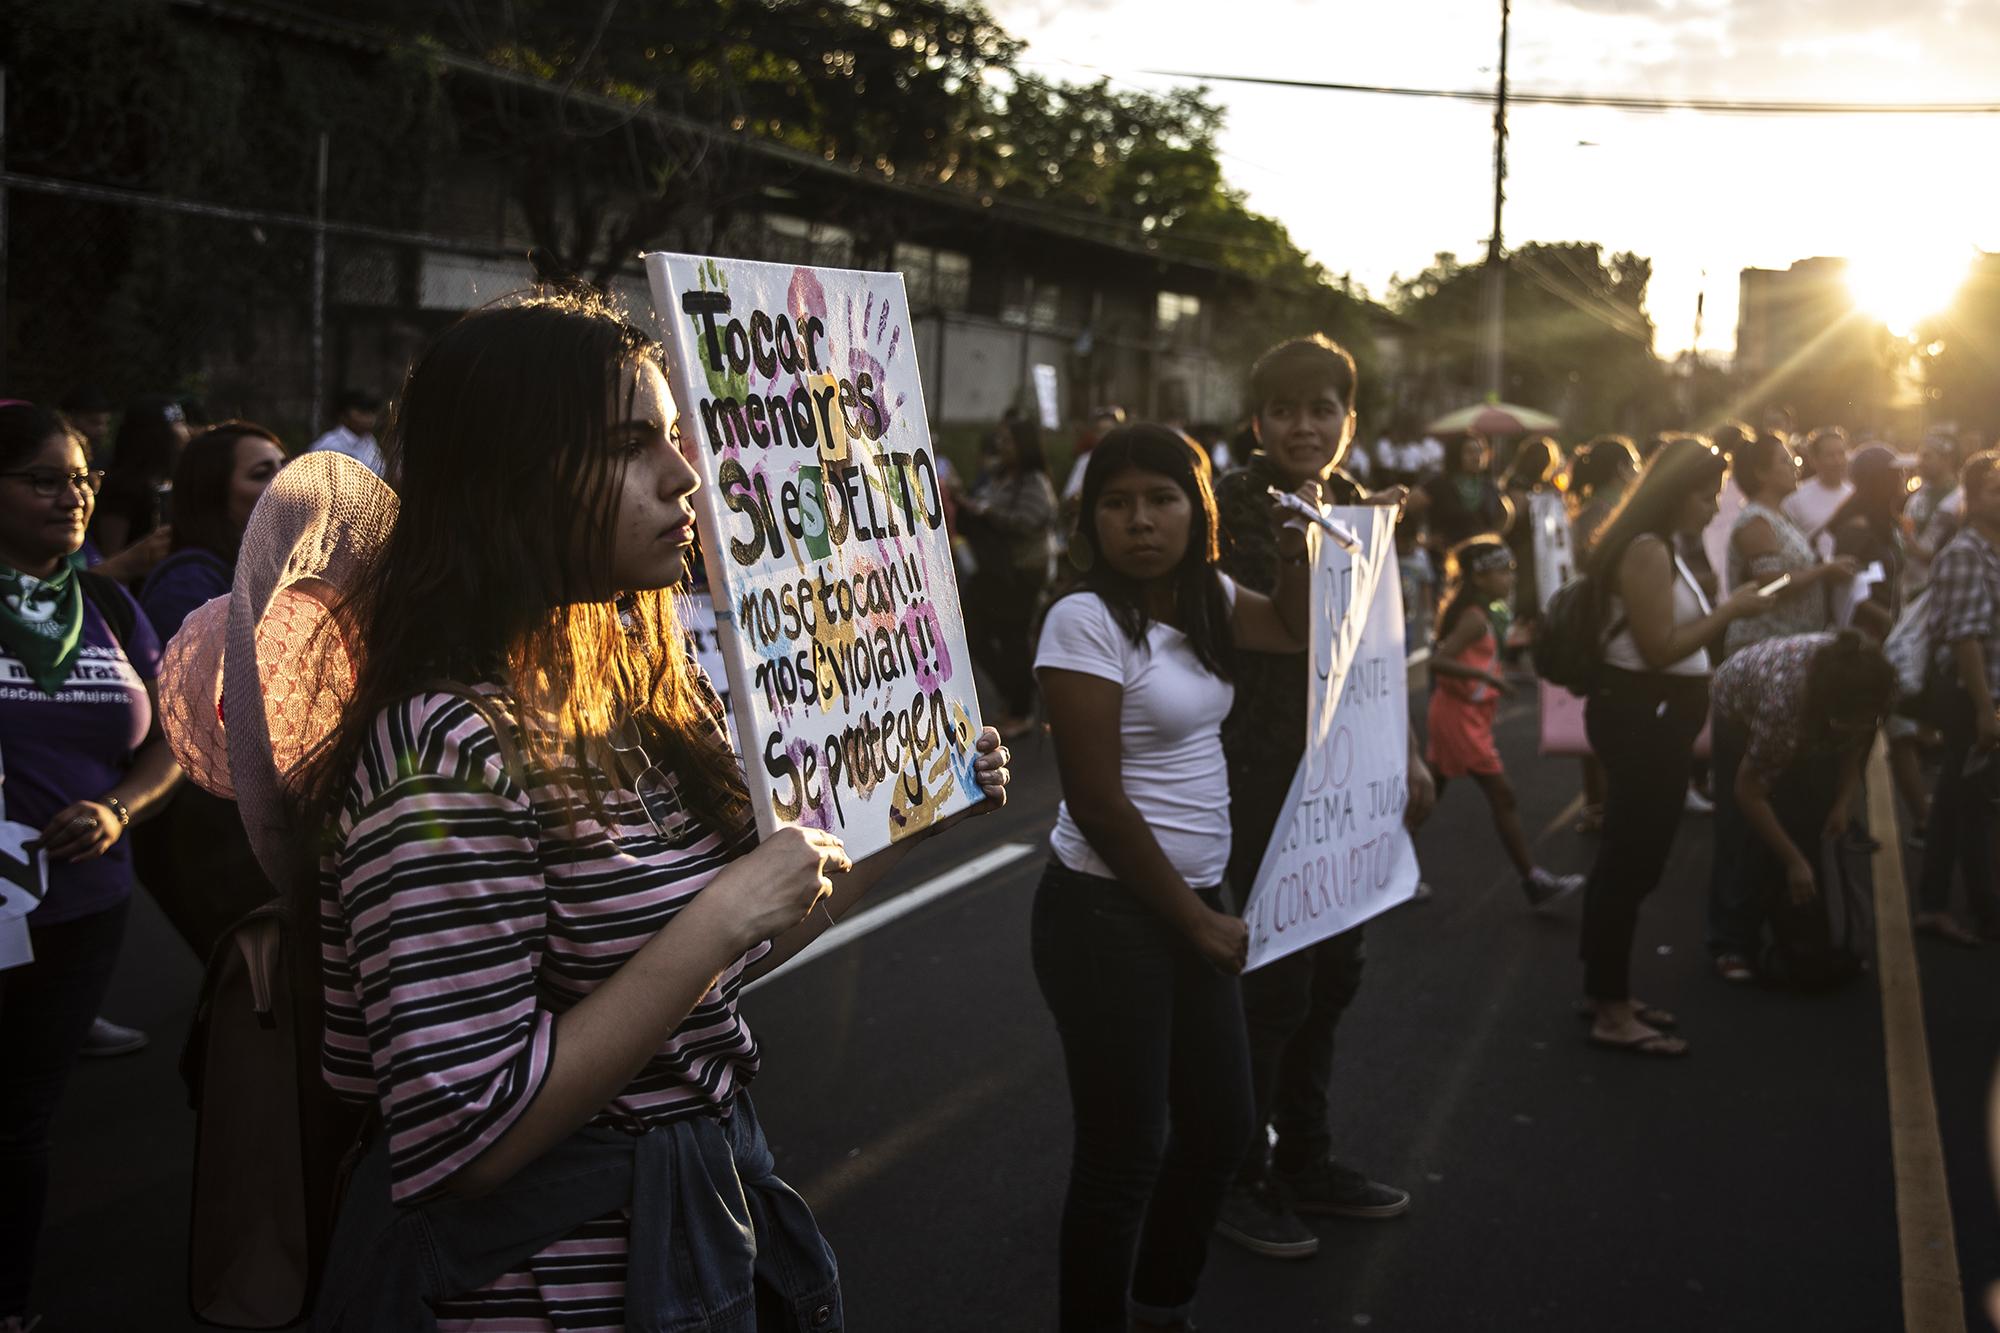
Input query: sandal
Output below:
<box><xmin>1589</xmin><ymin>1028</ymin><xmax>1689</xmax><ymax>1058</ymax></box>
<box><xmin>1574</xmin><ymin>804</ymin><xmax>1604</xmax><ymax>835</ymax></box>
<box><xmin>1713</xmin><ymin>954</ymin><xmax>1755</xmax><ymax>983</ymax></box>
<box><xmin>1576</xmin><ymin>999</ymin><xmax>1677</xmax><ymax>1029</ymax></box>
<box><xmin>1915</xmin><ymin>914</ymin><xmax>1983</xmax><ymax>949</ymax></box>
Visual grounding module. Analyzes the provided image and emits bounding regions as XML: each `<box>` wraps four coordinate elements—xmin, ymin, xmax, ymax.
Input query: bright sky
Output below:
<box><xmin>991</xmin><ymin>0</ymin><xmax>2000</xmax><ymax>361</ymax></box>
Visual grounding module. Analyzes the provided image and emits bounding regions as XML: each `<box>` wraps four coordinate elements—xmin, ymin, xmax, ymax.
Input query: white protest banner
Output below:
<box><xmin>0</xmin><ymin>818</ymin><xmax>46</xmax><ymax>970</ymax></box>
<box><xmin>677</xmin><ymin>584</ymin><xmax>738</xmax><ymax>752</ymax></box>
<box><xmin>1528</xmin><ymin>490</ymin><xmax>1576</xmax><ymax>609</ymax></box>
<box><xmin>1529</xmin><ymin>489</ymin><xmax>1591</xmax><ymax>755</ymax></box>
<box><xmin>645</xmin><ymin>252</ymin><xmax>984</xmax><ymax>861</ymax></box>
<box><xmin>1243</xmin><ymin>506</ymin><xmax>1419</xmax><ymax>970</ymax></box>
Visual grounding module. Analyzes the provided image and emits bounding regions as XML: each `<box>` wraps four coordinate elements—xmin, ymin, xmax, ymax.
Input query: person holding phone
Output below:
<box><xmin>1580</xmin><ymin>438</ymin><xmax>1773</xmax><ymax>1057</ymax></box>
<box><xmin>1034</xmin><ymin>424</ymin><xmax>1310</xmax><ymax>1331</ymax></box>
<box><xmin>1724</xmin><ymin>431</ymin><xmax>1854</xmax><ymax>659</ymax></box>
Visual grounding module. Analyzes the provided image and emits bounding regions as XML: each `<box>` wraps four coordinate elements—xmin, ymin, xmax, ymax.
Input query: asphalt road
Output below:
<box><xmin>31</xmin><ymin>698</ymin><xmax>2000</xmax><ymax>1331</ymax></box>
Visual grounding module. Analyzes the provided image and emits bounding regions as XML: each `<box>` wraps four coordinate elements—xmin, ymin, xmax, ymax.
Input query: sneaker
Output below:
<box><xmin>1684</xmin><ymin>787</ymin><xmax>1714</xmax><ymax>815</ymax></box>
<box><xmin>1275</xmin><ymin>1156</ymin><xmax>1411</xmax><ymax>1220</ymax></box>
<box><xmin>78</xmin><ymin>1016</ymin><xmax>148</xmax><ymax>1058</ymax></box>
<box><xmin>1215</xmin><ymin>1182</ymin><xmax>1320</xmax><ymax>1259</ymax></box>
<box><xmin>1713</xmin><ymin>953</ymin><xmax>1755</xmax><ymax>983</ymax></box>
<box><xmin>1522</xmin><ymin>868</ymin><xmax>1585</xmax><ymax>912</ymax></box>
<box><xmin>1904</xmin><ymin>825</ymin><xmax>1927</xmax><ymax>852</ymax></box>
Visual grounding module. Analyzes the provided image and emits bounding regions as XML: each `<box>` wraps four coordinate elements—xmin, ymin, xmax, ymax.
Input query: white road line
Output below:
<box><xmin>746</xmin><ymin>840</ymin><xmax>1040</xmax><ymax>992</ymax></box>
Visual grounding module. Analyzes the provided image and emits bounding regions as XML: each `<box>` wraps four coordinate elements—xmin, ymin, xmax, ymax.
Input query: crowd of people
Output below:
<box><xmin>1</xmin><ymin>297</ymin><xmax>1996</xmax><ymax>1333</ymax></box>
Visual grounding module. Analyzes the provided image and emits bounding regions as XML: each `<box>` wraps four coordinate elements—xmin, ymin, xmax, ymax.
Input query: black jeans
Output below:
<box><xmin>966</xmin><ymin>567</ymin><xmax>1044</xmax><ymax>719</ymax></box>
<box><xmin>0</xmin><ymin>898</ymin><xmax>130</xmax><ymax>1316</ymax></box>
<box><xmin>1580</xmin><ymin>668</ymin><xmax>1710</xmax><ymax>1001</ymax></box>
<box><xmin>1237</xmin><ymin>928</ymin><xmax>1365</xmax><ymax>1181</ymax></box>
<box><xmin>1709</xmin><ymin>715</ymin><xmax>1847</xmax><ymax>962</ymax></box>
<box><xmin>1917</xmin><ymin>683</ymin><xmax>2000</xmax><ymax>928</ymax></box>
<box><xmin>1031</xmin><ymin>860</ymin><xmax>1255</xmax><ymax>1332</ymax></box>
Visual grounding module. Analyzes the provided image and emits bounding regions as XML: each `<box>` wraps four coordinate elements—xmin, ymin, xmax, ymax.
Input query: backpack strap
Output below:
<box><xmin>413</xmin><ymin>679</ymin><xmax>528</xmax><ymax>789</ymax></box>
<box><xmin>76</xmin><ymin>568</ymin><xmax>137</xmax><ymax>656</ymax></box>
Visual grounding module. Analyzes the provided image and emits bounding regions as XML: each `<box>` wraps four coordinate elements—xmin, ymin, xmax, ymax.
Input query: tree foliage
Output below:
<box><xmin>1389</xmin><ymin>243</ymin><xmax>1665</xmax><ymax>436</ymax></box>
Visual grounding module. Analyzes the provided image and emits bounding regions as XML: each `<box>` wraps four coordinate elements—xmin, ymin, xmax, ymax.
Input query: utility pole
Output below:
<box><xmin>310</xmin><ymin>131</ymin><xmax>329</xmax><ymax>435</ymax></box>
<box><xmin>1480</xmin><ymin>0</ymin><xmax>1510</xmax><ymax>399</ymax></box>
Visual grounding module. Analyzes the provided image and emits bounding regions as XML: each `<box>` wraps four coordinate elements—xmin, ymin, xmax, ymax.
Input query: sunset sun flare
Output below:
<box><xmin>1844</xmin><ymin>247</ymin><xmax>1975</xmax><ymax>336</ymax></box>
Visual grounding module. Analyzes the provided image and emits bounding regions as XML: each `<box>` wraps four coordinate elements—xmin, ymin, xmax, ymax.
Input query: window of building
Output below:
<box><xmin>999</xmin><ymin>274</ymin><xmax>1068</xmax><ymax>328</ymax></box>
<box><xmin>1156</xmin><ymin>291</ymin><xmax>1204</xmax><ymax>347</ymax></box>
<box><xmin>894</xmin><ymin>242</ymin><xmax>972</xmax><ymax>313</ymax></box>
<box><xmin>764</xmin><ymin>215</ymin><xmax>854</xmax><ymax>268</ymax></box>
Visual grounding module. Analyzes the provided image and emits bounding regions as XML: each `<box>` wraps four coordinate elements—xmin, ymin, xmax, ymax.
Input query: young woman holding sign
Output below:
<box><xmin>1032</xmin><ymin>423</ymin><xmax>1312</xmax><ymax>1333</ymax></box>
<box><xmin>293</xmin><ymin>293</ymin><xmax>1010</xmax><ymax>1328</ymax></box>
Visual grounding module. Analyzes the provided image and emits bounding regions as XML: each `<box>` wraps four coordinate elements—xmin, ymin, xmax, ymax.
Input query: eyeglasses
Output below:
<box><xmin>607</xmin><ymin>724</ymin><xmax>692</xmax><ymax>841</ymax></box>
<box><xmin>0</xmin><ymin>469</ymin><xmax>104</xmax><ymax>498</ymax></box>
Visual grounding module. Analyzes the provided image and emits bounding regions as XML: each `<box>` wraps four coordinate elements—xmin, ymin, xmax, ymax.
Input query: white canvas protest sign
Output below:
<box><xmin>0</xmin><ymin>819</ymin><xmax>47</xmax><ymax>969</ymax></box>
<box><xmin>1243</xmin><ymin>507</ymin><xmax>1419</xmax><ymax>970</ymax></box>
<box><xmin>645</xmin><ymin>252</ymin><xmax>984</xmax><ymax>861</ymax></box>
<box><xmin>678</xmin><ymin>586</ymin><xmax>738</xmax><ymax>752</ymax></box>
<box><xmin>1032</xmin><ymin>363</ymin><xmax>1061</xmax><ymax>431</ymax></box>
<box><xmin>1529</xmin><ymin>489</ymin><xmax>1590</xmax><ymax>756</ymax></box>
<box><xmin>1529</xmin><ymin>489</ymin><xmax>1576</xmax><ymax>609</ymax></box>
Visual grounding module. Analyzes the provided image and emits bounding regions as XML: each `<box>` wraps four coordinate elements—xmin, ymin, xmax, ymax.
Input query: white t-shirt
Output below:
<box><xmin>1781</xmin><ymin>478</ymin><xmax>1851</xmax><ymax>541</ymax></box>
<box><xmin>309</xmin><ymin>425</ymin><xmax>385</xmax><ymax>478</ymax></box>
<box><xmin>1035</xmin><ymin>581</ymin><xmax>1237</xmax><ymax>887</ymax></box>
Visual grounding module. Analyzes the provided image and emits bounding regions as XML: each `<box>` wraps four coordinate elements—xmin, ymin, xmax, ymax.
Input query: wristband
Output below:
<box><xmin>101</xmin><ymin>795</ymin><xmax>131</xmax><ymax>826</ymax></box>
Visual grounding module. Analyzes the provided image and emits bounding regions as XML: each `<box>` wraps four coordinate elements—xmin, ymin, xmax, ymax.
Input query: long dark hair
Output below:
<box><xmin>170</xmin><ymin>421</ymin><xmax>283</xmax><ymax>561</ymax></box>
<box><xmin>1502</xmin><ymin>436</ymin><xmax>1560</xmax><ymax>492</ymax></box>
<box><xmin>1570</xmin><ymin>435</ymin><xmax>1637</xmax><ymax>503</ymax></box>
<box><xmin>300</xmin><ymin>290</ymin><xmax>751</xmax><ymax>843</ymax></box>
<box><xmin>1587</xmin><ymin>436</ymin><xmax>1725</xmax><ymax>582</ymax></box>
<box><xmin>109</xmin><ymin>394</ymin><xmax>184</xmax><ymax>481</ymax></box>
<box><xmin>1437</xmin><ymin>534</ymin><xmax>1511</xmax><ymax>640</ymax></box>
<box><xmin>1735</xmin><ymin>431</ymin><xmax>1794</xmax><ymax>502</ymax></box>
<box><xmin>0</xmin><ymin>403</ymin><xmax>82</xmax><ymax>469</ymax></box>
<box><xmin>1801</xmin><ymin>630</ymin><xmax>1894</xmax><ymax>745</ymax></box>
<box><xmin>1060</xmin><ymin>423</ymin><xmax>1234</xmax><ymax>681</ymax></box>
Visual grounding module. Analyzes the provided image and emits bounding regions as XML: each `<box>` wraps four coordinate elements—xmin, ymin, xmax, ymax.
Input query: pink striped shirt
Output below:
<box><xmin>320</xmin><ymin>688</ymin><xmax>767</xmax><ymax>1330</ymax></box>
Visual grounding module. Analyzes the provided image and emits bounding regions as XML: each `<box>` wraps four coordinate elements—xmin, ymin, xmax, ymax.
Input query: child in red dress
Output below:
<box><xmin>1427</xmin><ymin>535</ymin><xmax>1584</xmax><ymax>909</ymax></box>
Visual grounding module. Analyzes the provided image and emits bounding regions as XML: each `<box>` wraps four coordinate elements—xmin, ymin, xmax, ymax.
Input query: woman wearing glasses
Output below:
<box><xmin>297</xmin><ymin>293</ymin><xmax>1010</xmax><ymax>1329</ymax></box>
<box><xmin>0</xmin><ymin>403</ymin><xmax>181</xmax><ymax>1330</ymax></box>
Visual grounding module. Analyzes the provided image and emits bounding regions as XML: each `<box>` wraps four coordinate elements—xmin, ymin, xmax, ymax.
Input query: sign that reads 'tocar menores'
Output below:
<box><xmin>644</xmin><ymin>252</ymin><xmax>984</xmax><ymax>861</ymax></box>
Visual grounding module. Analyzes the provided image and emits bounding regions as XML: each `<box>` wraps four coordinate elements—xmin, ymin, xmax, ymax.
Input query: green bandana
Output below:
<box><xmin>0</xmin><ymin>562</ymin><xmax>84</xmax><ymax>695</ymax></box>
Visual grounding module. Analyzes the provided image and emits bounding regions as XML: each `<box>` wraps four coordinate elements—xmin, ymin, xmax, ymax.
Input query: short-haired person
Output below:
<box><xmin>308</xmin><ymin>389</ymin><xmax>384</xmax><ymax>477</ymax></box>
<box><xmin>957</xmin><ymin>416</ymin><xmax>1057</xmax><ymax>738</ymax></box>
<box><xmin>300</xmin><ymin>293</ymin><xmax>1011</xmax><ymax>1325</ymax></box>
<box><xmin>1581</xmin><ymin>439</ymin><xmax>1773</xmax><ymax>1055</ymax></box>
<box><xmin>1781</xmin><ymin>427</ymin><xmax>1853</xmax><ymax>542</ymax></box>
<box><xmin>0</xmin><ymin>404</ymin><xmax>181</xmax><ymax>1327</ymax></box>
<box><xmin>1420</xmin><ymin>433</ymin><xmax>1511</xmax><ymax>550</ymax></box>
<box><xmin>1207</xmin><ymin>336</ymin><xmax>1436</xmax><ymax>1259</ymax></box>
<box><xmin>138</xmin><ymin>422</ymin><xmax>286</xmax><ymax>640</ymax></box>
<box><xmin>1913</xmin><ymin>450</ymin><xmax>2000</xmax><ymax>945</ymax></box>
<box><xmin>92</xmin><ymin>394</ymin><xmax>190</xmax><ymax>559</ymax></box>
<box><xmin>1724</xmin><ymin>431</ymin><xmax>1852</xmax><ymax>658</ymax></box>
<box><xmin>1708</xmin><ymin>632</ymin><xmax>1893</xmax><ymax>981</ymax></box>
<box><xmin>1826</xmin><ymin>445</ymin><xmax>1906</xmax><ymax>641</ymax></box>
<box><xmin>1034</xmin><ymin>424</ymin><xmax>1313</xmax><ymax>1330</ymax></box>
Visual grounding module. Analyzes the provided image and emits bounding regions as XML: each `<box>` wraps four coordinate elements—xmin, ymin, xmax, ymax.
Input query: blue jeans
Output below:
<box><xmin>1030</xmin><ymin>859</ymin><xmax>1255</xmax><ymax>1333</ymax></box>
<box><xmin>0</xmin><ymin>899</ymin><xmax>130</xmax><ymax>1317</ymax></box>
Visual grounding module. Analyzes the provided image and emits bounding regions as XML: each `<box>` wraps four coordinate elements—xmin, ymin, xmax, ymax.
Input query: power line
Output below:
<box><xmin>1138</xmin><ymin>69</ymin><xmax>2000</xmax><ymax>116</ymax></box>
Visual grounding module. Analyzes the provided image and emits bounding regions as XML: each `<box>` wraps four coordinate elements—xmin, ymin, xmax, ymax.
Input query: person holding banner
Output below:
<box><xmin>1033</xmin><ymin>423</ymin><xmax>1313</xmax><ymax>1330</ymax></box>
<box><xmin>296</xmin><ymin>294</ymin><xmax>1012</xmax><ymax>1329</ymax></box>
<box><xmin>1581</xmin><ymin>438</ymin><xmax>1774</xmax><ymax>1056</ymax></box>
<box><xmin>1207</xmin><ymin>335</ymin><xmax>1432</xmax><ymax>1260</ymax></box>
<box><xmin>1428</xmin><ymin>535</ymin><xmax>1586</xmax><ymax>908</ymax></box>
